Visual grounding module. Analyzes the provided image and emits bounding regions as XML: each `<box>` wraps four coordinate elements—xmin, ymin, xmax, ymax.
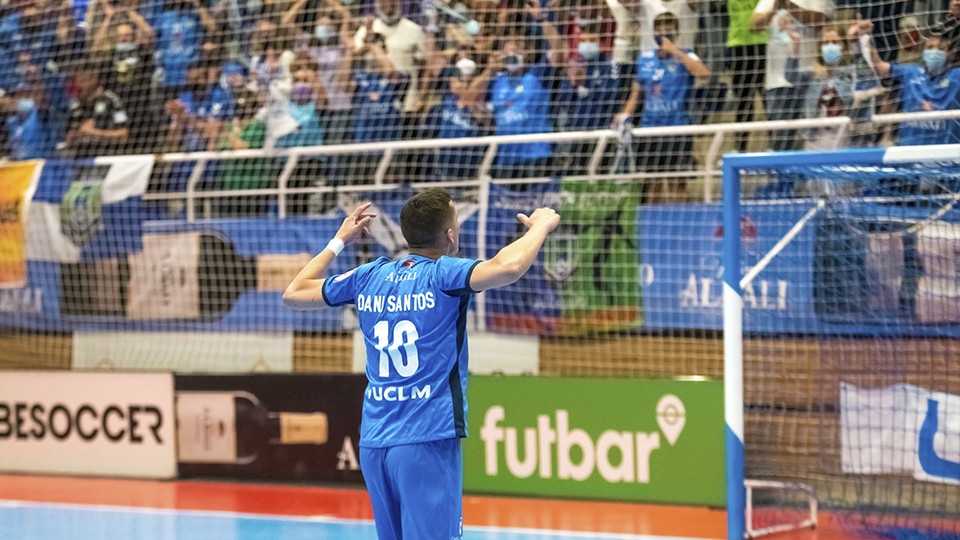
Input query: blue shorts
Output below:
<box><xmin>360</xmin><ymin>438</ymin><xmax>463</xmax><ymax>540</ymax></box>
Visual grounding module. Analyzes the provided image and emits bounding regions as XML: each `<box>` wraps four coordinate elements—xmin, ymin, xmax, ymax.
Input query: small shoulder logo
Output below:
<box><xmin>333</xmin><ymin>268</ymin><xmax>356</xmax><ymax>282</ymax></box>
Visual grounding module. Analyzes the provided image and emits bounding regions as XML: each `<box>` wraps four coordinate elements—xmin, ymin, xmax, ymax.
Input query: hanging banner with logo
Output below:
<box><xmin>462</xmin><ymin>375</ymin><xmax>725</xmax><ymax>504</ymax></box>
<box><xmin>841</xmin><ymin>383</ymin><xmax>960</xmax><ymax>485</ymax></box>
<box><xmin>0</xmin><ymin>160</ymin><xmax>42</xmax><ymax>290</ymax></box>
<box><xmin>484</xmin><ymin>180</ymin><xmax>642</xmax><ymax>336</ymax></box>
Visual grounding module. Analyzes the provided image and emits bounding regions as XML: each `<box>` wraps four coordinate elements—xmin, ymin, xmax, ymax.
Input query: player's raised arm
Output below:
<box><xmin>470</xmin><ymin>207</ymin><xmax>560</xmax><ymax>291</ymax></box>
<box><xmin>282</xmin><ymin>203</ymin><xmax>377</xmax><ymax>309</ymax></box>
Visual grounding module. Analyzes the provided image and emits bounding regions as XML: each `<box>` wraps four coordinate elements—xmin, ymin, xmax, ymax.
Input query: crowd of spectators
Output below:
<box><xmin>0</xmin><ymin>0</ymin><xmax>958</xmax><ymax>206</ymax></box>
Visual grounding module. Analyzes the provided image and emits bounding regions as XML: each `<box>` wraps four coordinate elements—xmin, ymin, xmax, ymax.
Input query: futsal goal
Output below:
<box><xmin>722</xmin><ymin>145</ymin><xmax>960</xmax><ymax>539</ymax></box>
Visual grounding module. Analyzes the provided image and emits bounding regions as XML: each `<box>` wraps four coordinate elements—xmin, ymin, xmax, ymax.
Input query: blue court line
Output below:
<box><xmin>0</xmin><ymin>500</ymin><xmax>711</xmax><ymax>540</ymax></box>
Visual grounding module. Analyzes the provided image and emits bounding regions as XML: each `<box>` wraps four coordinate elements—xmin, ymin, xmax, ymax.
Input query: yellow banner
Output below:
<box><xmin>0</xmin><ymin>160</ymin><xmax>43</xmax><ymax>288</ymax></box>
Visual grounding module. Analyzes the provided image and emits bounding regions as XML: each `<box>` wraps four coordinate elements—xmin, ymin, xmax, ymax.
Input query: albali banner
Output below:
<box><xmin>462</xmin><ymin>375</ymin><xmax>725</xmax><ymax>505</ymax></box>
<box><xmin>640</xmin><ymin>202</ymin><xmax>960</xmax><ymax>337</ymax></box>
<box><xmin>485</xmin><ymin>179</ymin><xmax>643</xmax><ymax>336</ymax></box>
<box><xmin>0</xmin><ymin>371</ymin><xmax>176</xmax><ymax>478</ymax></box>
<box><xmin>841</xmin><ymin>383</ymin><xmax>960</xmax><ymax>485</ymax></box>
<box><xmin>175</xmin><ymin>374</ymin><xmax>367</xmax><ymax>485</ymax></box>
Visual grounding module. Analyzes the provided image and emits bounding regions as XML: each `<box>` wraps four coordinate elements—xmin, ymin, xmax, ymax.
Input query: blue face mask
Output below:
<box><xmin>923</xmin><ymin>48</ymin><xmax>947</xmax><ymax>72</ymax></box>
<box><xmin>821</xmin><ymin>43</ymin><xmax>842</xmax><ymax>65</ymax></box>
<box><xmin>314</xmin><ymin>25</ymin><xmax>334</xmax><ymax>42</ymax></box>
<box><xmin>16</xmin><ymin>99</ymin><xmax>34</xmax><ymax>116</ymax></box>
<box><xmin>578</xmin><ymin>41</ymin><xmax>600</xmax><ymax>61</ymax></box>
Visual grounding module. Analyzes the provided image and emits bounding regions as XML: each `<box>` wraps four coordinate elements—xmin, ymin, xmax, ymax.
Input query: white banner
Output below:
<box><xmin>0</xmin><ymin>371</ymin><xmax>176</xmax><ymax>478</ymax></box>
<box><xmin>73</xmin><ymin>332</ymin><xmax>294</xmax><ymax>372</ymax></box>
<box><xmin>841</xmin><ymin>382</ymin><xmax>960</xmax><ymax>485</ymax></box>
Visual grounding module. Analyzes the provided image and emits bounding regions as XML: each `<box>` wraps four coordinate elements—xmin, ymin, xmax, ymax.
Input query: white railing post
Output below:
<box><xmin>276</xmin><ymin>152</ymin><xmax>301</xmax><ymax>219</ymax></box>
<box><xmin>185</xmin><ymin>159</ymin><xmax>208</xmax><ymax>223</ymax></box>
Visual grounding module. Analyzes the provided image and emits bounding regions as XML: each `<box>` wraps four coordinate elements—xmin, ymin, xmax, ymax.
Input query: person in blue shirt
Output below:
<box><xmin>484</xmin><ymin>0</ymin><xmax>564</xmax><ymax>180</ymax></box>
<box><xmin>5</xmin><ymin>96</ymin><xmax>47</xmax><ymax>160</ymax></box>
<box><xmin>554</xmin><ymin>24</ymin><xmax>627</xmax><ymax>175</ymax></box>
<box><xmin>860</xmin><ymin>18</ymin><xmax>960</xmax><ymax>145</ymax></box>
<box><xmin>618</xmin><ymin>12</ymin><xmax>709</xmax><ymax>201</ymax></box>
<box><xmin>283</xmin><ymin>189</ymin><xmax>560</xmax><ymax>540</ymax></box>
<box><xmin>154</xmin><ymin>0</ymin><xmax>216</xmax><ymax>96</ymax></box>
<box><xmin>349</xmin><ymin>28</ymin><xmax>410</xmax><ymax>184</ymax></box>
<box><xmin>785</xmin><ymin>24</ymin><xmax>856</xmax><ymax>150</ymax></box>
<box><xmin>422</xmin><ymin>58</ymin><xmax>491</xmax><ymax>180</ymax></box>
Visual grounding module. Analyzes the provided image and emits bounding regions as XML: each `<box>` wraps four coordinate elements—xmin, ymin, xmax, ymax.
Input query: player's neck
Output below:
<box><xmin>408</xmin><ymin>248</ymin><xmax>445</xmax><ymax>260</ymax></box>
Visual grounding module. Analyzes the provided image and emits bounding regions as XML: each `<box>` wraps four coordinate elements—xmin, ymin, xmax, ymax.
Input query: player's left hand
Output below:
<box><xmin>336</xmin><ymin>202</ymin><xmax>377</xmax><ymax>246</ymax></box>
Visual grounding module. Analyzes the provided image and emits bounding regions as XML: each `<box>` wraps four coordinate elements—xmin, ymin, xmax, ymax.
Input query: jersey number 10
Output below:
<box><xmin>373</xmin><ymin>320</ymin><xmax>420</xmax><ymax>378</ymax></box>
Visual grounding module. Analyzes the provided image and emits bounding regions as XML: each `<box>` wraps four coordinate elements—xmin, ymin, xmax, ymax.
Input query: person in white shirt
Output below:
<box><xmin>354</xmin><ymin>0</ymin><xmax>427</xmax><ymax>115</ymax></box>
<box><xmin>606</xmin><ymin>0</ymin><xmax>697</xmax><ymax>65</ymax></box>
<box><xmin>752</xmin><ymin>0</ymin><xmax>833</xmax><ymax>151</ymax></box>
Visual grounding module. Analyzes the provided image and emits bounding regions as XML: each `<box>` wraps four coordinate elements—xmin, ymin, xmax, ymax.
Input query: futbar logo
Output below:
<box><xmin>479</xmin><ymin>394</ymin><xmax>686</xmax><ymax>483</ymax></box>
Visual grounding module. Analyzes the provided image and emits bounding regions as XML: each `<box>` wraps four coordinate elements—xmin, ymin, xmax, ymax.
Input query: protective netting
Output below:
<box><xmin>733</xmin><ymin>155</ymin><xmax>960</xmax><ymax>539</ymax></box>
<box><xmin>0</xmin><ymin>0</ymin><xmax>958</xmax><ymax>170</ymax></box>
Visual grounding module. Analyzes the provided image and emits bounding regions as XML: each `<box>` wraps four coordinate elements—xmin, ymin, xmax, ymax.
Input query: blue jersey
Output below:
<box><xmin>557</xmin><ymin>61</ymin><xmax>623</xmax><ymax>131</ymax></box>
<box><xmin>352</xmin><ymin>70</ymin><xmax>409</xmax><ymax>143</ymax></box>
<box><xmin>323</xmin><ymin>255</ymin><xmax>480</xmax><ymax>448</ymax></box>
<box><xmin>890</xmin><ymin>64</ymin><xmax>960</xmax><ymax>146</ymax></box>
<box><xmin>156</xmin><ymin>11</ymin><xmax>202</xmax><ymax>86</ymax></box>
<box><xmin>636</xmin><ymin>50</ymin><xmax>697</xmax><ymax>127</ymax></box>
<box><xmin>178</xmin><ymin>86</ymin><xmax>234</xmax><ymax>152</ymax></box>
<box><xmin>437</xmin><ymin>93</ymin><xmax>484</xmax><ymax>178</ymax></box>
<box><xmin>491</xmin><ymin>66</ymin><xmax>553</xmax><ymax>164</ymax></box>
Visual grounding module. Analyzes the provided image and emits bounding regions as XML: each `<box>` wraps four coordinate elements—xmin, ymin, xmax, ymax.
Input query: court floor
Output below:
<box><xmin>0</xmin><ymin>474</ymin><xmax>859</xmax><ymax>540</ymax></box>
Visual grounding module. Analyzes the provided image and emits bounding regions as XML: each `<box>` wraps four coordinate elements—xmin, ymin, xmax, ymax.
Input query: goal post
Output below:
<box><xmin>722</xmin><ymin>145</ymin><xmax>960</xmax><ymax>540</ymax></box>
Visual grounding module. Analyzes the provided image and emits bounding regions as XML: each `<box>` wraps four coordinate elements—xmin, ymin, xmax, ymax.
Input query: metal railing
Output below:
<box><xmin>142</xmin><ymin>110</ymin><xmax>960</xmax><ymax>220</ymax></box>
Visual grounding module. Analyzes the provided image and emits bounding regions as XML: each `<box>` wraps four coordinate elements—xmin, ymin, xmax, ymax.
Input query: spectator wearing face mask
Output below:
<box><xmin>752</xmin><ymin>0</ymin><xmax>834</xmax><ymax>152</ymax></box>
<box><xmin>5</xmin><ymin>94</ymin><xmax>47</xmax><ymax>159</ymax></box>
<box><xmin>276</xmin><ymin>61</ymin><xmax>327</xmax><ymax>214</ymax></box>
<box><xmin>486</xmin><ymin>0</ymin><xmax>565</xmax><ymax>180</ymax></box>
<box><xmin>353</xmin><ymin>0</ymin><xmax>425</xmax><ymax>116</ymax></box>
<box><xmin>90</xmin><ymin>0</ymin><xmax>156</xmax><ymax>54</ymax></box>
<box><xmin>284</xmin><ymin>0</ymin><xmax>355</xmax><ymax>144</ymax></box>
<box><xmin>421</xmin><ymin>57</ymin><xmax>490</xmax><ymax>180</ymax></box>
<box><xmin>154</xmin><ymin>0</ymin><xmax>216</xmax><ymax>96</ymax></box>
<box><xmin>555</xmin><ymin>26</ymin><xmax>628</xmax><ymax>174</ymax></box>
<box><xmin>95</xmin><ymin>21</ymin><xmax>159</xmax><ymax>150</ymax></box>
<box><xmin>618</xmin><ymin>12</ymin><xmax>709</xmax><ymax>200</ymax></box>
<box><xmin>784</xmin><ymin>24</ymin><xmax>855</xmax><ymax>150</ymax></box>
<box><xmin>860</xmin><ymin>17</ymin><xmax>960</xmax><ymax>145</ymax></box>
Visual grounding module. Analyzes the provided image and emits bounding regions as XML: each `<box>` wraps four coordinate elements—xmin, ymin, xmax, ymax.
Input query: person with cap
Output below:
<box><xmin>859</xmin><ymin>16</ymin><xmax>960</xmax><ymax>145</ymax></box>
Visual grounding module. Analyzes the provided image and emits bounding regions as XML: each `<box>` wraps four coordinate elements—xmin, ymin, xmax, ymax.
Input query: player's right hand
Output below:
<box><xmin>336</xmin><ymin>202</ymin><xmax>377</xmax><ymax>246</ymax></box>
<box><xmin>517</xmin><ymin>207</ymin><xmax>560</xmax><ymax>233</ymax></box>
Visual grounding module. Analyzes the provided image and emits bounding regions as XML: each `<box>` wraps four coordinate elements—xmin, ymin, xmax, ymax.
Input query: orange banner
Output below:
<box><xmin>0</xmin><ymin>160</ymin><xmax>42</xmax><ymax>288</ymax></box>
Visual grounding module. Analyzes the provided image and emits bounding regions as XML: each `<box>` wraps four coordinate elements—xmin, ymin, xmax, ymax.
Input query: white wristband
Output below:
<box><xmin>325</xmin><ymin>238</ymin><xmax>345</xmax><ymax>256</ymax></box>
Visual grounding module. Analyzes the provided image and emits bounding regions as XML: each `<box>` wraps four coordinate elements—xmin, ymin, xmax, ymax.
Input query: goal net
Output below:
<box><xmin>722</xmin><ymin>145</ymin><xmax>960</xmax><ymax>540</ymax></box>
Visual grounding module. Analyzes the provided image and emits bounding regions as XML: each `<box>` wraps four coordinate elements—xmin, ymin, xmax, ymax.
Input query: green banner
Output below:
<box><xmin>463</xmin><ymin>376</ymin><xmax>724</xmax><ymax>505</ymax></box>
<box><xmin>544</xmin><ymin>179</ymin><xmax>643</xmax><ymax>336</ymax></box>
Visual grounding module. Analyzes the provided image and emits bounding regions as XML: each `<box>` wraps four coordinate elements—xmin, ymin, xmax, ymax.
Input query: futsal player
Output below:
<box><xmin>283</xmin><ymin>189</ymin><xmax>560</xmax><ymax>539</ymax></box>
